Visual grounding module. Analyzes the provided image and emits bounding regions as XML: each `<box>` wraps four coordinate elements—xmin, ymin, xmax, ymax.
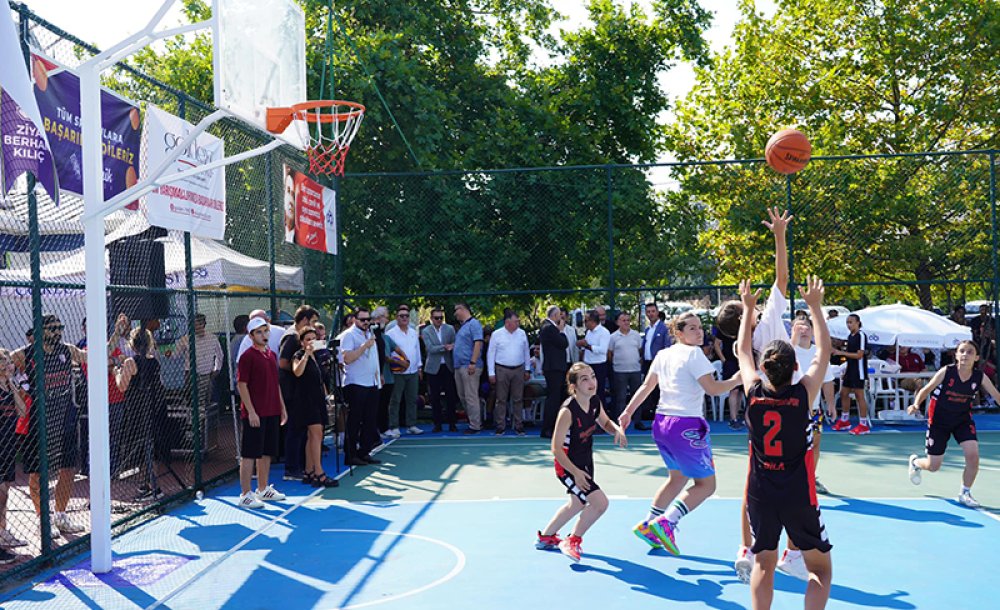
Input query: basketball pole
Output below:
<box><xmin>76</xmin><ymin>0</ymin><xmax>283</xmax><ymax>573</ymax></box>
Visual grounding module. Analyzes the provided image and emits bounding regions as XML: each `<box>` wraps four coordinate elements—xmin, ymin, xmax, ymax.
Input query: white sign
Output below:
<box><xmin>142</xmin><ymin>106</ymin><xmax>226</xmax><ymax>238</ymax></box>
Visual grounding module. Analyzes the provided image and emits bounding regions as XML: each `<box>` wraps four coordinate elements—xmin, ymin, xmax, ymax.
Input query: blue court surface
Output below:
<box><xmin>1</xmin><ymin>425</ymin><xmax>998</xmax><ymax>610</ymax></box>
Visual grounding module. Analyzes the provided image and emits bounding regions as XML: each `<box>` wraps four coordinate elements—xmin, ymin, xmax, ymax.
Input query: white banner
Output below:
<box><xmin>143</xmin><ymin>106</ymin><xmax>226</xmax><ymax>238</ymax></box>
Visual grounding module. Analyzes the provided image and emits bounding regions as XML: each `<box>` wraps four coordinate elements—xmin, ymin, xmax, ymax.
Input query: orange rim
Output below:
<box><xmin>266</xmin><ymin>100</ymin><xmax>365</xmax><ymax>133</ymax></box>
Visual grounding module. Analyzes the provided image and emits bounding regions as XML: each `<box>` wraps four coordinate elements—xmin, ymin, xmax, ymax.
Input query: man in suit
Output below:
<box><xmin>636</xmin><ymin>302</ymin><xmax>670</xmax><ymax>430</ymax></box>
<box><xmin>539</xmin><ymin>305</ymin><xmax>569</xmax><ymax>438</ymax></box>
<box><xmin>421</xmin><ymin>307</ymin><xmax>459</xmax><ymax>432</ymax></box>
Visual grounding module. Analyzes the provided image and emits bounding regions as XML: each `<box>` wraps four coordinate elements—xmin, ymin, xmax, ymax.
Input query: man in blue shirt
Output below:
<box><xmin>453</xmin><ymin>302</ymin><xmax>484</xmax><ymax>434</ymax></box>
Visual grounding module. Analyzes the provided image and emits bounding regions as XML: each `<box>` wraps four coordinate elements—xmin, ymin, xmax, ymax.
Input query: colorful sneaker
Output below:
<box><xmin>632</xmin><ymin>520</ymin><xmax>664</xmax><ymax>549</ymax></box>
<box><xmin>559</xmin><ymin>534</ymin><xmax>582</xmax><ymax>562</ymax></box>
<box><xmin>958</xmin><ymin>490</ymin><xmax>981</xmax><ymax>508</ymax></box>
<box><xmin>777</xmin><ymin>549</ymin><xmax>809</xmax><ymax>581</ymax></box>
<box><xmin>831</xmin><ymin>418</ymin><xmax>852</xmax><ymax>431</ymax></box>
<box><xmin>256</xmin><ymin>485</ymin><xmax>286</xmax><ymax>502</ymax></box>
<box><xmin>814</xmin><ymin>479</ymin><xmax>829</xmax><ymax>495</ymax></box>
<box><xmin>734</xmin><ymin>546</ymin><xmax>754</xmax><ymax>584</ymax></box>
<box><xmin>849</xmin><ymin>422</ymin><xmax>871</xmax><ymax>435</ymax></box>
<box><xmin>649</xmin><ymin>516</ymin><xmax>680</xmax><ymax>556</ymax></box>
<box><xmin>535</xmin><ymin>531</ymin><xmax>562</xmax><ymax>550</ymax></box>
<box><xmin>239</xmin><ymin>491</ymin><xmax>265</xmax><ymax>509</ymax></box>
<box><xmin>908</xmin><ymin>454</ymin><xmax>922</xmax><ymax>485</ymax></box>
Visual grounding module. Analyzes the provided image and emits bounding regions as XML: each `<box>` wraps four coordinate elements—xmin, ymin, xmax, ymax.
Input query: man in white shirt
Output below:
<box><xmin>487</xmin><ymin>309</ymin><xmax>531</xmax><ymax>436</ymax></box>
<box><xmin>237</xmin><ymin>309</ymin><xmax>285</xmax><ymax>364</ymax></box>
<box><xmin>385</xmin><ymin>304</ymin><xmax>423</xmax><ymax>437</ymax></box>
<box><xmin>577</xmin><ymin>310</ymin><xmax>611</xmax><ymax>405</ymax></box>
<box><xmin>173</xmin><ymin>313</ymin><xmax>224</xmax><ymax>413</ymax></box>
<box><xmin>339</xmin><ymin>307</ymin><xmax>382</xmax><ymax>465</ymax></box>
<box><xmin>608</xmin><ymin>311</ymin><xmax>643</xmax><ymax>419</ymax></box>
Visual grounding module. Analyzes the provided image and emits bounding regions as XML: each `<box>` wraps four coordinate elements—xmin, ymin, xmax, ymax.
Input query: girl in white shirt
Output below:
<box><xmin>619</xmin><ymin>312</ymin><xmax>740</xmax><ymax>555</ymax></box>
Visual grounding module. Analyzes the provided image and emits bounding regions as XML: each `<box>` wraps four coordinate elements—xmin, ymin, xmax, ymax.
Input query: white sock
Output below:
<box><xmin>860</xmin><ymin>417</ymin><xmax>870</xmax><ymax>426</ymax></box>
<box><xmin>961</xmin><ymin>486</ymin><xmax>971</xmax><ymax>495</ymax></box>
<box><xmin>647</xmin><ymin>505</ymin><xmax>665</xmax><ymax>521</ymax></box>
<box><xmin>839</xmin><ymin>413</ymin><xmax>850</xmax><ymax>421</ymax></box>
<box><xmin>664</xmin><ymin>500</ymin><xmax>689</xmax><ymax>526</ymax></box>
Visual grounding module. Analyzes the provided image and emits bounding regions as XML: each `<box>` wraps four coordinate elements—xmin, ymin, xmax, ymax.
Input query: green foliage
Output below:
<box><xmin>668</xmin><ymin>0</ymin><xmax>1000</xmax><ymax>308</ymax></box>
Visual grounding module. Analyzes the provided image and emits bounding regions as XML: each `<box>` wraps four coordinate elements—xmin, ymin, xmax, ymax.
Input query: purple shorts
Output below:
<box><xmin>652</xmin><ymin>414</ymin><xmax>715</xmax><ymax>479</ymax></box>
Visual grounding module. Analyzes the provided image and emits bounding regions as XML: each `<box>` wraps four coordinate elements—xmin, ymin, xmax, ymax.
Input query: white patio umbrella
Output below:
<box><xmin>828</xmin><ymin>303</ymin><xmax>972</xmax><ymax>349</ymax></box>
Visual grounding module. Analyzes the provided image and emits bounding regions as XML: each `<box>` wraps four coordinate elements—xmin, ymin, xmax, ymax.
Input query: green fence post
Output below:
<box><xmin>989</xmin><ymin>151</ymin><xmax>998</xmax><ymax>378</ymax></box>
<box><xmin>606</xmin><ymin>166</ymin><xmax>616</xmax><ymax>312</ymax></box>
<box><xmin>27</xmin><ymin>173</ymin><xmax>53</xmax><ymax>553</ymax></box>
<box><xmin>185</xmin><ymin>232</ymin><xmax>201</xmax><ymax>487</ymax></box>
<box><xmin>785</xmin><ymin>174</ymin><xmax>795</xmax><ymax>317</ymax></box>
<box><xmin>267</xmin><ymin>152</ymin><xmax>278</xmax><ymax>318</ymax></box>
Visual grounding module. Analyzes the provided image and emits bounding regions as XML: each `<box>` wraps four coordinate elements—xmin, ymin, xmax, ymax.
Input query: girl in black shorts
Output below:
<box><xmin>535</xmin><ymin>362</ymin><xmax>626</xmax><ymax>562</ymax></box>
<box><xmin>906</xmin><ymin>340</ymin><xmax>1000</xmax><ymax>508</ymax></box>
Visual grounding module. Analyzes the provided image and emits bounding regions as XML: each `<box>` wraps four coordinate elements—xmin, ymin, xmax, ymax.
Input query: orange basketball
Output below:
<box><xmin>765</xmin><ymin>129</ymin><xmax>811</xmax><ymax>175</ymax></box>
<box><xmin>130</xmin><ymin>108</ymin><xmax>140</xmax><ymax>130</ymax></box>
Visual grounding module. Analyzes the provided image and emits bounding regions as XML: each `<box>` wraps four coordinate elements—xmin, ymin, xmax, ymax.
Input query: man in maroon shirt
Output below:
<box><xmin>896</xmin><ymin>345</ymin><xmax>927</xmax><ymax>394</ymax></box>
<box><xmin>236</xmin><ymin>318</ymin><xmax>289</xmax><ymax>508</ymax></box>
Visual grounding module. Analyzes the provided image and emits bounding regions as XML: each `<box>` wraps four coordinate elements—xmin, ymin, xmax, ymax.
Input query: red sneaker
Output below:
<box><xmin>535</xmin><ymin>531</ymin><xmax>562</xmax><ymax>550</ymax></box>
<box><xmin>559</xmin><ymin>534</ymin><xmax>583</xmax><ymax>562</ymax></box>
<box><xmin>832</xmin><ymin>418</ymin><xmax>852</xmax><ymax>431</ymax></box>
<box><xmin>849</xmin><ymin>422</ymin><xmax>871</xmax><ymax>435</ymax></box>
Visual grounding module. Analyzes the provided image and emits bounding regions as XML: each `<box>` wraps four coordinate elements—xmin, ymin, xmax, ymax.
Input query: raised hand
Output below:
<box><xmin>739</xmin><ymin>279</ymin><xmax>761</xmax><ymax>310</ymax></box>
<box><xmin>799</xmin><ymin>275</ymin><xmax>825</xmax><ymax>308</ymax></box>
<box><xmin>762</xmin><ymin>206</ymin><xmax>793</xmax><ymax>236</ymax></box>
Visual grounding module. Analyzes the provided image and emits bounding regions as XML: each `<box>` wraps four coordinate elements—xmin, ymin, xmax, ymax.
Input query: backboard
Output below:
<box><xmin>213</xmin><ymin>0</ymin><xmax>306</xmax><ymax>149</ymax></box>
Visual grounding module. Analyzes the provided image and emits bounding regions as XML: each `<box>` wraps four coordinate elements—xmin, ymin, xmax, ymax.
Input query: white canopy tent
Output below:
<box><xmin>828</xmin><ymin>303</ymin><xmax>972</xmax><ymax>349</ymax></box>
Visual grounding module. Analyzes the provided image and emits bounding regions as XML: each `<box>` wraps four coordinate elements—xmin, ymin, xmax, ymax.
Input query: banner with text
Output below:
<box><xmin>0</xmin><ymin>89</ymin><xmax>59</xmax><ymax>202</ymax></box>
<box><xmin>143</xmin><ymin>106</ymin><xmax>226</xmax><ymax>239</ymax></box>
<box><xmin>31</xmin><ymin>54</ymin><xmax>140</xmax><ymax>206</ymax></box>
<box><xmin>283</xmin><ymin>165</ymin><xmax>337</xmax><ymax>255</ymax></box>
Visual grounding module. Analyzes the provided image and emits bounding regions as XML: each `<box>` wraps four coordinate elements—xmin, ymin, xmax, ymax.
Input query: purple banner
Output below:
<box><xmin>0</xmin><ymin>89</ymin><xmax>59</xmax><ymax>202</ymax></box>
<box><xmin>32</xmin><ymin>54</ymin><xmax>140</xmax><ymax>206</ymax></box>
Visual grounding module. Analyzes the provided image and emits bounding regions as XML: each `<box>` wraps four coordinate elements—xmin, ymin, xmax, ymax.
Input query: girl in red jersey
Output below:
<box><xmin>906</xmin><ymin>340</ymin><xmax>1000</xmax><ymax>508</ymax></box>
<box><xmin>737</xmin><ymin>276</ymin><xmax>833</xmax><ymax>610</ymax></box>
<box><xmin>535</xmin><ymin>362</ymin><xmax>627</xmax><ymax>562</ymax></box>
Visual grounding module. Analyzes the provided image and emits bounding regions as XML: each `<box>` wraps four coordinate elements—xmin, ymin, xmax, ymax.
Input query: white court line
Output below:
<box><xmin>144</xmin><ymin>442</ymin><xmax>389</xmax><ymax>610</ymax></box>
<box><xmin>333</xmin><ymin>495</ymin><xmax>970</xmax><ymax>505</ymax></box>
<box><xmin>311</xmin><ymin>529</ymin><xmax>466</xmax><ymax>610</ymax></box>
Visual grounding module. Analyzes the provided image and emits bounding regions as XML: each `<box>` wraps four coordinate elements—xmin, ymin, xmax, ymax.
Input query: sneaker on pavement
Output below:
<box><xmin>385</xmin><ymin>428</ymin><xmax>401</xmax><ymax>439</ymax></box>
<box><xmin>52</xmin><ymin>513</ymin><xmax>84</xmax><ymax>534</ymax></box>
<box><xmin>831</xmin><ymin>418</ymin><xmax>852</xmax><ymax>432</ymax></box>
<box><xmin>849</xmin><ymin>422</ymin><xmax>871</xmax><ymax>435</ymax></box>
<box><xmin>256</xmin><ymin>484</ymin><xmax>286</xmax><ymax>502</ymax></box>
<box><xmin>559</xmin><ymin>535</ymin><xmax>582</xmax><ymax>562</ymax></box>
<box><xmin>535</xmin><ymin>531</ymin><xmax>562</xmax><ymax>550</ymax></box>
<box><xmin>516</xmin><ymin>428</ymin><xmax>526</xmax><ymax>436</ymax></box>
<box><xmin>406</xmin><ymin>426</ymin><xmax>424</xmax><ymax>435</ymax></box>
<box><xmin>239</xmin><ymin>491</ymin><xmax>265</xmax><ymax>509</ymax></box>
<box><xmin>777</xmin><ymin>549</ymin><xmax>809</xmax><ymax>581</ymax></box>
<box><xmin>649</xmin><ymin>516</ymin><xmax>680</xmax><ymax>556</ymax></box>
<box><xmin>958</xmin><ymin>490</ymin><xmax>981</xmax><ymax>508</ymax></box>
<box><xmin>283</xmin><ymin>471</ymin><xmax>303</xmax><ymax>482</ymax></box>
<box><xmin>632</xmin><ymin>520</ymin><xmax>664</xmax><ymax>549</ymax></box>
<box><xmin>0</xmin><ymin>529</ymin><xmax>27</xmax><ymax>548</ymax></box>
<box><xmin>908</xmin><ymin>454</ymin><xmax>922</xmax><ymax>485</ymax></box>
<box><xmin>814</xmin><ymin>478</ymin><xmax>829</xmax><ymax>495</ymax></box>
<box><xmin>735</xmin><ymin>546</ymin><xmax>754</xmax><ymax>584</ymax></box>
<box><xmin>728</xmin><ymin>419</ymin><xmax>745</xmax><ymax>431</ymax></box>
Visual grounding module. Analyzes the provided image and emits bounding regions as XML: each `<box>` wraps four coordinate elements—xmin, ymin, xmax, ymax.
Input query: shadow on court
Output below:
<box><xmin>822</xmin><ymin>498</ymin><xmax>983</xmax><ymax>528</ymax></box>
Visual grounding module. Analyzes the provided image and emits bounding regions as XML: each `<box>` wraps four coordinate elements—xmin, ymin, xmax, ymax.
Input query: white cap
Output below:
<box><xmin>247</xmin><ymin>318</ymin><xmax>268</xmax><ymax>333</ymax></box>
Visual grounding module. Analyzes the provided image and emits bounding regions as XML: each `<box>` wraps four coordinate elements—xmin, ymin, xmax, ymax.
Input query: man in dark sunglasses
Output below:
<box><xmin>421</xmin><ymin>308</ymin><xmax>458</xmax><ymax>433</ymax></box>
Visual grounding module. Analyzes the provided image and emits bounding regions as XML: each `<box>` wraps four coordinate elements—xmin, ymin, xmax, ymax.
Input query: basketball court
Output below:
<box><xmin>1</xmin><ymin>422</ymin><xmax>998</xmax><ymax>609</ymax></box>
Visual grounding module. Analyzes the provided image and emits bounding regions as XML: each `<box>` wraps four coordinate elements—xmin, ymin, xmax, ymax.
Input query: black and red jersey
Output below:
<box><xmin>554</xmin><ymin>395</ymin><xmax>600</xmax><ymax>477</ymax></box>
<box><xmin>928</xmin><ymin>365</ymin><xmax>983</xmax><ymax>425</ymax></box>
<box><xmin>745</xmin><ymin>379</ymin><xmax>817</xmax><ymax>506</ymax></box>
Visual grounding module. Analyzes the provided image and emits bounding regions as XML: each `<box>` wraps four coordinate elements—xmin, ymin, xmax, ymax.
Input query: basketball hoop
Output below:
<box><xmin>266</xmin><ymin>100</ymin><xmax>365</xmax><ymax>176</ymax></box>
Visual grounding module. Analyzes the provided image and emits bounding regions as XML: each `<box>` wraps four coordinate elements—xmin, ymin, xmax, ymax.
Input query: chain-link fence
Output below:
<box><xmin>2</xmin><ymin>0</ymin><xmax>999</xmax><ymax>586</ymax></box>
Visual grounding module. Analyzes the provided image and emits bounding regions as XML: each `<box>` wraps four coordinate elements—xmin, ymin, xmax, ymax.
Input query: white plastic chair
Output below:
<box><xmin>707</xmin><ymin>360</ymin><xmax>725</xmax><ymax>421</ymax></box>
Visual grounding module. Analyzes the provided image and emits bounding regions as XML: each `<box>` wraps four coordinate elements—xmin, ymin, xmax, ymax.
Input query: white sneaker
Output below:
<box><xmin>958</xmin><ymin>490</ymin><xmax>981</xmax><ymax>508</ymax></box>
<box><xmin>0</xmin><ymin>528</ymin><xmax>27</xmax><ymax>548</ymax></box>
<box><xmin>256</xmin><ymin>484</ymin><xmax>286</xmax><ymax>502</ymax></box>
<box><xmin>239</xmin><ymin>491</ymin><xmax>264</xmax><ymax>509</ymax></box>
<box><xmin>908</xmin><ymin>454</ymin><xmax>922</xmax><ymax>485</ymax></box>
<box><xmin>52</xmin><ymin>513</ymin><xmax>84</xmax><ymax>534</ymax></box>
<box><xmin>777</xmin><ymin>549</ymin><xmax>809</xmax><ymax>581</ymax></box>
<box><xmin>385</xmin><ymin>428</ymin><xmax>401</xmax><ymax>438</ymax></box>
<box><xmin>50</xmin><ymin>525</ymin><xmax>62</xmax><ymax>539</ymax></box>
<box><xmin>734</xmin><ymin>545</ymin><xmax>754</xmax><ymax>584</ymax></box>
<box><xmin>406</xmin><ymin>426</ymin><xmax>424</xmax><ymax>435</ymax></box>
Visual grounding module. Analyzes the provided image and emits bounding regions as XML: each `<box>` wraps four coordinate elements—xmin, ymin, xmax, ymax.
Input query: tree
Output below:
<box><xmin>668</xmin><ymin>0</ymin><xmax>1000</xmax><ymax>308</ymax></box>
